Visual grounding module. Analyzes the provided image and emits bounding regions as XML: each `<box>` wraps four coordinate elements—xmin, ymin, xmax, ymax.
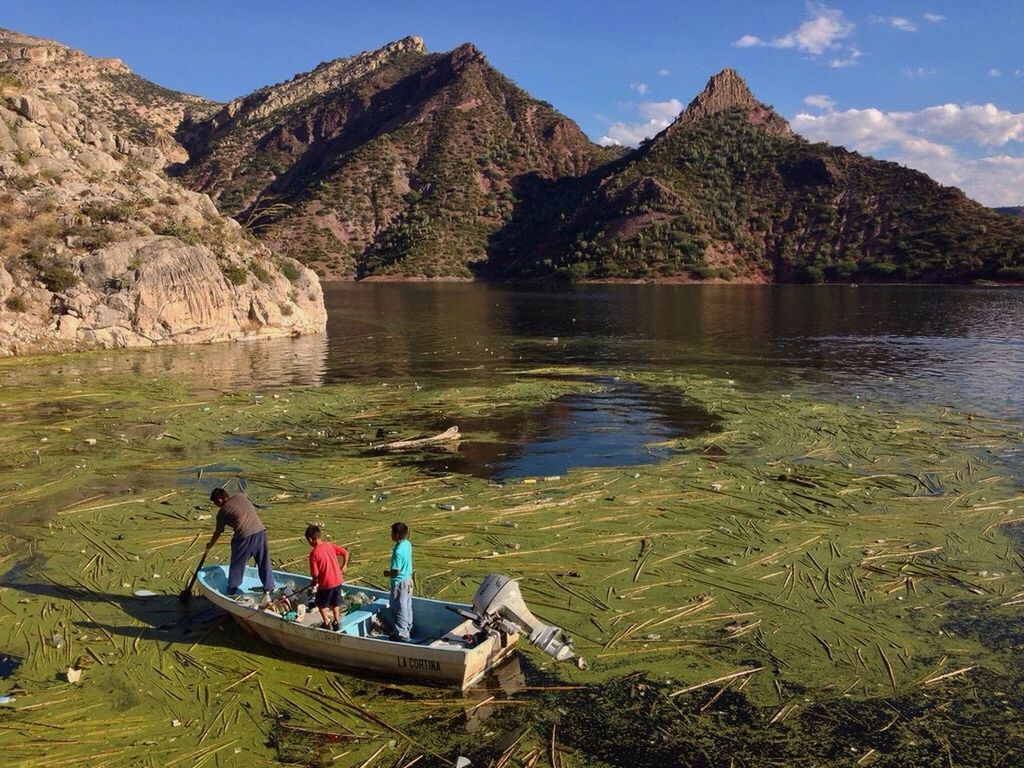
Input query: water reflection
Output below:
<box><xmin>319</xmin><ymin>283</ymin><xmax>1024</xmax><ymax>417</ymax></box>
<box><xmin>1</xmin><ymin>333</ymin><xmax>329</xmax><ymax>391</ymax></box>
<box><xmin>5</xmin><ymin>284</ymin><xmax>1022</xmax><ymax>418</ymax></box>
<box><xmin>414</xmin><ymin>381</ymin><xmax>718</xmax><ymax>480</ymax></box>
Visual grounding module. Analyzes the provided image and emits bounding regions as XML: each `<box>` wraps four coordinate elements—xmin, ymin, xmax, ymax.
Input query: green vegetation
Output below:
<box><xmin>277</xmin><ymin>259</ymin><xmax>301</xmax><ymax>282</ymax></box>
<box><xmin>248</xmin><ymin>261</ymin><xmax>271</xmax><ymax>283</ymax></box>
<box><xmin>0</xmin><ymin>72</ymin><xmax>22</xmax><ymax>92</ymax></box>
<box><xmin>156</xmin><ymin>220</ymin><xmax>202</xmax><ymax>245</ymax></box>
<box><xmin>0</xmin><ymin>357</ymin><xmax>1022</xmax><ymax>765</ymax></box>
<box><xmin>220</xmin><ymin>261</ymin><xmax>248</xmax><ymax>285</ymax></box>
<box><xmin>3</xmin><ymin>294</ymin><xmax>28</xmax><ymax>312</ymax></box>
<box><xmin>494</xmin><ymin>108</ymin><xmax>1024</xmax><ymax>283</ymax></box>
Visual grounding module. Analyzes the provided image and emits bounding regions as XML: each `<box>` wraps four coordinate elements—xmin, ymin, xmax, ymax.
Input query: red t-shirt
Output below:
<box><xmin>308</xmin><ymin>542</ymin><xmax>349</xmax><ymax>589</ymax></box>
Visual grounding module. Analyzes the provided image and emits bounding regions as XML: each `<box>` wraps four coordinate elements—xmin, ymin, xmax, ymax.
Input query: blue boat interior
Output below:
<box><xmin>198</xmin><ymin>564</ymin><xmax>470</xmax><ymax>642</ymax></box>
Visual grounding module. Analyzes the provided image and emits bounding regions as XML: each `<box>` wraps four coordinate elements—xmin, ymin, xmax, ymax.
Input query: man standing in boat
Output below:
<box><xmin>383</xmin><ymin>521</ymin><xmax>413</xmax><ymax>642</ymax></box>
<box><xmin>206</xmin><ymin>487</ymin><xmax>275</xmax><ymax>597</ymax></box>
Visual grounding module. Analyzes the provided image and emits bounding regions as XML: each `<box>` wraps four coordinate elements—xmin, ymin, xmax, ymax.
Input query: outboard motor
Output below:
<box><xmin>471</xmin><ymin>574</ymin><xmax>575</xmax><ymax>661</ymax></box>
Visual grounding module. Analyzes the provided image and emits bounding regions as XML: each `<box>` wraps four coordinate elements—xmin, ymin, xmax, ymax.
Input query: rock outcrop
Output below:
<box><xmin>0</xmin><ymin>78</ymin><xmax>325</xmax><ymax>357</ymax></box>
<box><xmin>0</xmin><ymin>28</ymin><xmax>215</xmax><ymax>163</ymax></box>
<box><xmin>672</xmin><ymin>68</ymin><xmax>793</xmax><ymax>138</ymax></box>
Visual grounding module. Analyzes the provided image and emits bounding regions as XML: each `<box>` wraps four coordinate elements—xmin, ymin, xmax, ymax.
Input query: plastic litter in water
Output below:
<box><xmin>0</xmin><ymin>695</ymin><xmax>15</xmax><ymax>705</ymax></box>
<box><xmin>51</xmin><ymin>633</ymin><xmax>63</xmax><ymax>649</ymax></box>
<box><xmin>133</xmin><ymin>589</ymin><xmax>158</xmax><ymax>597</ymax></box>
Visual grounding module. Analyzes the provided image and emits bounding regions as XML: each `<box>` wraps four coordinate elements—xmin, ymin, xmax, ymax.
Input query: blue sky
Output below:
<box><xmin>3</xmin><ymin>1</ymin><xmax>1022</xmax><ymax>205</ymax></box>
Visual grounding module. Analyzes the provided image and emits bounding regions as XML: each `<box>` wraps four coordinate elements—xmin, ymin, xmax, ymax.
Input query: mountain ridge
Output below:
<box><xmin>175</xmin><ymin>37</ymin><xmax>619</xmax><ymax>277</ymax></box>
<box><xmin>2</xmin><ymin>28</ymin><xmax>1022</xmax><ymax>288</ymax></box>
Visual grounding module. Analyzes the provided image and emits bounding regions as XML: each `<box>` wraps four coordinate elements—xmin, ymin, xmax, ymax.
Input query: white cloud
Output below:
<box><xmin>638</xmin><ymin>99</ymin><xmax>683</xmax><ymax>122</ymax></box>
<box><xmin>923</xmin><ymin>13</ymin><xmax>945</xmax><ymax>23</ymax></box>
<box><xmin>829</xmin><ymin>47</ymin><xmax>863</xmax><ymax>68</ymax></box>
<box><xmin>904</xmin><ymin>67</ymin><xmax>937</xmax><ymax>77</ymax></box>
<box><xmin>794</xmin><ymin>103</ymin><xmax>1024</xmax><ymax>149</ymax></box>
<box><xmin>890</xmin><ymin>17</ymin><xmax>918</xmax><ymax>32</ymax></box>
<box><xmin>598</xmin><ymin>98</ymin><xmax>684</xmax><ymax>146</ymax></box>
<box><xmin>989</xmin><ymin>68</ymin><xmax>1003</xmax><ymax>77</ymax></box>
<box><xmin>899</xmin><ymin>154</ymin><xmax>1024</xmax><ymax>206</ymax></box>
<box><xmin>630</xmin><ymin>82</ymin><xmax>649</xmax><ymax>95</ymax></box>
<box><xmin>657</xmin><ymin>68</ymin><xmax>671</xmax><ymax>77</ymax></box>
<box><xmin>792</xmin><ymin>103</ymin><xmax>1024</xmax><ymax>205</ymax></box>
<box><xmin>773</xmin><ymin>4</ymin><xmax>854</xmax><ymax>54</ymax></box>
<box><xmin>734</xmin><ymin>4</ymin><xmax>855</xmax><ymax>57</ymax></box>
<box><xmin>803</xmin><ymin>94</ymin><xmax>836</xmax><ymax>111</ymax></box>
<box><xmin>734</xmin><ymin>34</ymin><xmax>764</xmax><ymax>48</ymax></box>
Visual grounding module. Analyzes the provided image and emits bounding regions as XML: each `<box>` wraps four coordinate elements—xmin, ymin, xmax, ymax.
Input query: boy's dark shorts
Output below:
<box><xmin>315</xmin><ymin>585</ymin><xmax>342</xmax><ymax>609</ymax></box>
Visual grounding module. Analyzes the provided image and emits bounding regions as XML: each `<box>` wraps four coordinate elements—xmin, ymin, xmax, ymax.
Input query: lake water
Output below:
<box><xmin>14</xmin><ymin>283</ymin><xmax>1021</xmax><ymax>477</ymax></box>
<box><xmin>310</xmin><ymin>283</ymin><xmax>1023</xmax><ymax>416</ymax></box>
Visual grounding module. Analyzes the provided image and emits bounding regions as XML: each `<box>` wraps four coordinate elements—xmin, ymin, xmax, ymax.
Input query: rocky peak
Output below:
<box><xmin>200</xmin><ymin>36</ymin><xmax>430</xmax><ymax>134</ymax></box>
<box><xmin>446</xmin><ymin>42</ymin><xmax>487</xmax><ymax>69</ymax></box>
<box><xmin>0</xmin><ymin>28</ymin><xmax>124</xmax><ymax>72</ymax></box>
<box><xmin>676</xmin><ymin>68</ymin><xmax>793</xmax><ymax>137</ymax></box>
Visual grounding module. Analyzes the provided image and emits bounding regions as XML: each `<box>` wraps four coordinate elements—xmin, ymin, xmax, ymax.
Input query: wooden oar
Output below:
<box><xmin>179</xmin><ymin>548</ymin><xmax>210</xmax><ymax>603</ymax></box>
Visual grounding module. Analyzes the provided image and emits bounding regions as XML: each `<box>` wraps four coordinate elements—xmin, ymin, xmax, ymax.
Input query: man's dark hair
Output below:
<box><xmin>305</xmin><ymin>524</ymin><xmax>321</xmax><ymax>541</ymax></box>
<box><xmin>210</xmin><ymin>487</ymin><xmax>229</xmax><ymax>503</ymax></box>
<box><xmin>391</xmin><ymin>521</ymin><xmax>408</xmax><ymax>539</ymax></box>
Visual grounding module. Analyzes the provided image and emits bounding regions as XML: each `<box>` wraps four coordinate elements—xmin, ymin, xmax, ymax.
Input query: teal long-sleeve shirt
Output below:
<box><xmin>390</xmin><ymin>538</ymin><xmax>412</xmax><ymax>586</ymax></box>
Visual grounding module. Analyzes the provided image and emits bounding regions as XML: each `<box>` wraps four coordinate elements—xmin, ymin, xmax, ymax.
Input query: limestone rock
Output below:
<box><xmin>0</xmin><ymin>28</ymin><xmax>215</xmax><ymax>161</ymax></box>
<box><xmin>6</xmin><ymin>93</ymin><xmax>46</xmax><ymax>121</ymax></box>
<box><xmin>0</xmin><ymin>82</ymin><xmax>326</xmax><ymax>357</ymax></box>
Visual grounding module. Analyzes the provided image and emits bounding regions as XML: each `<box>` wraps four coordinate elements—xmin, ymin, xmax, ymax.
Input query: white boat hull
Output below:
<box><xmin>197</xmin><ymin>565</ymin><xmax>519</xmax><ymax>689</ymax></box>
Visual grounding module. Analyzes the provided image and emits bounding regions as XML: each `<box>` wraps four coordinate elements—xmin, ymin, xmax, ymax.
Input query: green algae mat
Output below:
<box><xmin>1</xmin><ymin>355</ymin><xmax>1023</xmax><ymax>767</ymax></box>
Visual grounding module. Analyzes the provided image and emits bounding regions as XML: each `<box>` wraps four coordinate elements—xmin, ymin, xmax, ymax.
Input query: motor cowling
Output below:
<box><xmin>472</xmin><ymin>574</ymin><xmax>575</xmax><ymax>661</ymax></box>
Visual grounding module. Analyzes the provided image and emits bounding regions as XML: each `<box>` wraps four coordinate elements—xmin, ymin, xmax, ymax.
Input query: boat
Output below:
<box><xmin>196</xmin><ymin>565</ymin><xmax>573</xmax><ymax>689</ymax></box>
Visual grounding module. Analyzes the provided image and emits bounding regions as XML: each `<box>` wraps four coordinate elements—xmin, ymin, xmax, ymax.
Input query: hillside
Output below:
<box><xmin>0</xmin><ymin>28</ymin><xmax>215</xmax><ymax>163</ymax></box>
<box><xmin>487</xmin><ymin>70</ymin><xmax>1024</xmax><ymax>283</ymax></box>
<box><xmin>995</xmin><ymin>207</ymin><xmax>1024</xmax><ymax>220</ymax></box>
<box><xmin>2</xmin><ymin>27</ymin><xmax>1022</xmax><ymax>289</ymax></box>
<box><xmin>0</xmin><ymin>77</ymin><xmax>325</xmax><ymax>356</ymax></box>
<box><xmin>175</xmin><ymin>38</ymin><xmax>619</xmax><ymax>278</ymax></box>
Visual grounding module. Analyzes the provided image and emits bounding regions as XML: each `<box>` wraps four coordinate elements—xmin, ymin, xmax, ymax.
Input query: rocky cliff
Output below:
<box><xmin>488</xmin><ymin>70</ymin><xmax>1024</xmax><ymax>283</ymax></box>
<box><xmin>175</xmin><ymin>38</ymin><xmax>619</xmax><ymax>278</ymax></box>
<box><xmin>0</xmin><ymin>28</ymin><xmax>214</xmax><ymax>163</ymax></box>
<box><xmin>0</xmin><ymin>77</ymin><xmax>325</xmax><ymax>357</ymax></box>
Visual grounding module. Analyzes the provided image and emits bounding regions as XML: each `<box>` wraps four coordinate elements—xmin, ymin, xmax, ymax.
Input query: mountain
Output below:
<box><xmin>0</xmin><ymin>28</ymin><xmax>215</xmax><ymax>163</ymax></box>
<box><xmin>2</xmin><ymin>28</ymin><xmax>1022</xmax><ymax>293</ymax></box>
<box><xmin>995</xmin><ymin>207</ymin><xmax>1024</xmax><ymax>219</ymax></box>
<box><xmin>488</xmin><ymin>69</ymin><xmax>1024</xmax><ymax>283</ymax></box>
<box><xmin>0</xmin><ymin>63</ymin><xmax>325</xmax><ymax>356</ymax></box>
<box><xmin>174</xmin><ymin>38</ymin><xmax>619</xmax><ymax>278</ymax></box>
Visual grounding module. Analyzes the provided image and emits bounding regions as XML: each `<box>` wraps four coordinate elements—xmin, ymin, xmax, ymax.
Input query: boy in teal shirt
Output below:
<box><xmin>382</xmin><ymin>521</ymin><xmax>413</xmax><ymax>641</ymax></box>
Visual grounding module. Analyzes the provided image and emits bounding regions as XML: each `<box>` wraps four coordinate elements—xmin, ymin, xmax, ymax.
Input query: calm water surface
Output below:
<box><xmin>14</xmin><ymin>284</ymin><xmax>1023</xmax><ymax>450</ymax></box>
<box><xmin>313</xmin><ymin>283</ymin><xmax>1024</xmax><ymax>417</ymax></box>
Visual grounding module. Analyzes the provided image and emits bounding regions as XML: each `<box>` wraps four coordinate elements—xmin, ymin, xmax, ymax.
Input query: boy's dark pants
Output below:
<box><xmin>228</xmin><ymin>529</ymin><xmax>275</xmax><ymax>593</ymax></box>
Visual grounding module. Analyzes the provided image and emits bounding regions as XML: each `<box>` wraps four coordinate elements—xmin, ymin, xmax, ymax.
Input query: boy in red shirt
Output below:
<box><xmin>305</xmin><ymin>524</ymin><xmax>350</xmax><ymax>631</ymax></box>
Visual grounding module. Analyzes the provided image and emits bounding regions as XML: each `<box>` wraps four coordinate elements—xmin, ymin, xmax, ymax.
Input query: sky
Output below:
<box><xmin>2</xmin><ymin>1</ymin><xmax>1022</xmax><ymax>206</ymax></box>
